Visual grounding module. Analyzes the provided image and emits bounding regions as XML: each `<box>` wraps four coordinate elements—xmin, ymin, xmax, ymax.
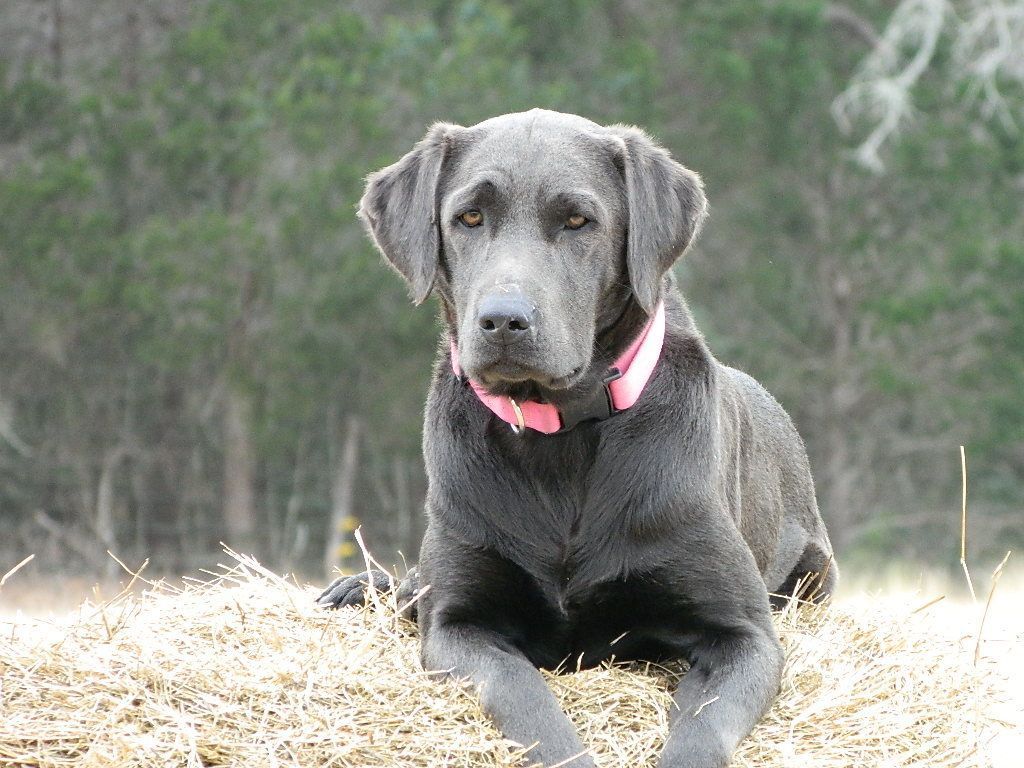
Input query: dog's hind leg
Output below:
<box><xmin>768</xmin><ymin>542</ymin><xmax>838</xmax><ymax>609</ymax></box>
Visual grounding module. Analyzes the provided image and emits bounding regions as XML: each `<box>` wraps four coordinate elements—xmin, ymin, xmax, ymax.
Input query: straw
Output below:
<box><xmin>0</xmin><ymin>552</ymin><xmax>1012</xmax><ymax>768</ymax></box>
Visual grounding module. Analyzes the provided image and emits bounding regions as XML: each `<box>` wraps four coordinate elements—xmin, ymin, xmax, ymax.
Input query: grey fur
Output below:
<box><xmin>322</xmin><ymin>109</ymin><xmax>837</xmax><ymax>768</ymax></box>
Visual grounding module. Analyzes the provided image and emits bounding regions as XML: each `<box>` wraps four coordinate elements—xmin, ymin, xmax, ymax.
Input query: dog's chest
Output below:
<box><xmin>510</xmin><ymin>462</ymin><xmax>628</xmax><ymax>595</ymax></box>
<box><xmin>454</xmin><ymin>426</ymin><xmax>701</xmax><ymax>666</ymax></box>
<box><xmin>519</xmin><ymin>573</ymin><xmax>699</xmax><ymax>670</ymax></box>
<box><xmin>511</xmin><ymin>473</ymin><xmax>688</xmax><ymax>665</ymax></box>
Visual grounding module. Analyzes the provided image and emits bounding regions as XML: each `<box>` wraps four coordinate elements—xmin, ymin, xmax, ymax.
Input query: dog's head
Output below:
<box><xmin>358</xmin><ymin>109</ymin><xmax>707</xmax><ymax>397</ymax></box>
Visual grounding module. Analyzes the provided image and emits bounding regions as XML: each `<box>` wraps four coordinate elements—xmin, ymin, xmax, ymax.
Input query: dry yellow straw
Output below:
<box><xmin>0</xmin><ymin>550</ymin><xmax>1013</xmax><ymax>768</ymax></box>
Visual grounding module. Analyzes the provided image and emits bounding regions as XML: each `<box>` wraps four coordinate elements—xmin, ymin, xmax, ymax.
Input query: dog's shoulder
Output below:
<box><xmin>715</xmin><ymin>362</ymin><xmax>803</xmax><ymax>446</ymax></box>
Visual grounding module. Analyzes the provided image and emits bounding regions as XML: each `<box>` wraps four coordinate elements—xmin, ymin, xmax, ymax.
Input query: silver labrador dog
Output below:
<box><xmin>319</xmin><ymin>109</ymin><xmax>837</xmax><ymax>768</ymax></box>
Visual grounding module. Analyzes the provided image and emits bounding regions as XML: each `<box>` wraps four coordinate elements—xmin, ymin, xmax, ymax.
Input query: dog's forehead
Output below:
<box><xmin>469</xmin><ymin>108</ymin><xmax>603</xmax><ymax>135</ymax></box>
<box><xmin>449</xmin><ymin>110</ymin><xmax>618</xmax><ymax>193</ymax></box>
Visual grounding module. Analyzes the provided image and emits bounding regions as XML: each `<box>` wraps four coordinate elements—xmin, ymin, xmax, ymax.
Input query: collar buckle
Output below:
<box><xmin>554</xmin><ymin>368</ymin><xmax>623</xmax><ymax>433</ymax></box>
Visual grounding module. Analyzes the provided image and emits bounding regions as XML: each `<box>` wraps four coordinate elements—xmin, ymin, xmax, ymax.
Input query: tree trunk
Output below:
<box><xmin>324</xmin><ymin>415</ymin><xmax>361</xmax><ymax>577</ymax></box>
<box><xmin>222</xmin><ymin>266</ymin><xmax>259</xmax><ymax>553</ymax></box>
<box><xmin>47</xmin><ymin>0</ymin><xmax>63</xmax><ymax>82</ymax></box>
<box><xmin>96</xmin><ymin>445</ymin><xmax>127</xmax><ymax>579</ymax></box>
<box><xmin>130</xmin><ymin>456</ymin><xmax>149</xmax><ymax>558</ymax></box>
<box><xmin>277</xmin><ymin>432</ymin><xmax>309</xmax><ymax>569</ymax></box>
<box><xmin>223</xmin><ymin>386</ymin><xmax>257</xmax><ymax>550</ymax></box>
<box><xmin>394</xmin><ymin>457</ymin><xmax>413</xmax><ymax>559</ymax></box>
<box><xmin>121</xmin><ymin>5</ymin><xmax>141</xmax><ymax>91</ymax></box>
<box><xmin>820</xmin><ymin>263</ymin><xmax>860</xmax><ymax>554</ymax></box>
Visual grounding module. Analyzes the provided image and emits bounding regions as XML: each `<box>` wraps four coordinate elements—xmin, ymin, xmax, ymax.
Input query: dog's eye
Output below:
<box><xmin>565</xmin><ymin>214</ymin><xmax>588</xmax><ymax>230</ymax></box>
<box><xmin>458</xmin><ymin>210</ymin><xmax>483</xmax><ymax>227</ymax></box>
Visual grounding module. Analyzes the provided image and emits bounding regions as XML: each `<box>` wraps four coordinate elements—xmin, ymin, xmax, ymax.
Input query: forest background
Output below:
<box><xmin>1</xmin><ymin>0</ymin><xmax>1021</xmax><ymax>585</ymax></box>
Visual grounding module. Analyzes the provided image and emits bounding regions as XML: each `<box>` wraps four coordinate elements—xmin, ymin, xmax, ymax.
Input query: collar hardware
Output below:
<box><xmin>552</xmin><ymin>369</ymin><xmax>622</xmax><ymax>434</ymax></box>
<box><xmin>507</xmin><ymin>397</ymin><xmax>526</xmax><ymax>434</ymax></box>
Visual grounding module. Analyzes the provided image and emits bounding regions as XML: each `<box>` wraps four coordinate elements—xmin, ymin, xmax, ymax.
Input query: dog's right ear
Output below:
<box><xmin>358</xmin><ymin>123</ymin><xmax>461</xmax><ymax>304</ymax></box>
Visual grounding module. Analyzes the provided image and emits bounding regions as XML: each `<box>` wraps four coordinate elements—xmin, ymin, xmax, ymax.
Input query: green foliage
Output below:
<box><xmin>1</xmin><ymin>0</ymin><xmax>1021</xmax><ymax>572</ymax></box>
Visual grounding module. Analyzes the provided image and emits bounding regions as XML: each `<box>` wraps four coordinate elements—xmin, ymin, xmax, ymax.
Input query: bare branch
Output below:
<box><xmin>955</xmin><ymin>1</ymin><xmax>1024</xmax><ymax>130</ymax></box>
<box><xmin>832</xmin><ymin>0</ymin><xmax>948</xmax><ymax>172</ymax></box>
<box><xmin>824</xmin><ymin>3</ymin><xmax>882</xmax><ymax>48</ymax></box>
<box><xmin>834</xmin><ymin>0</ymin><xmax>1024</xmax><ymax>171</ymax></box>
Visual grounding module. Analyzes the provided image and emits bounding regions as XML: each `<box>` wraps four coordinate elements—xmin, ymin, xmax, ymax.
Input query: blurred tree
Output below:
<box><xmin>0</xmin><ymin>0</ymin><xmax>1020</xmax><ymax>577</ymax></box>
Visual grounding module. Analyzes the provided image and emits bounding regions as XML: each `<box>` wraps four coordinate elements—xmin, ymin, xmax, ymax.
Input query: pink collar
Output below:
<box><xmin>450</xmin><ymin>301</ymin><xmax>666</xmax><ymax>434</ymax></box>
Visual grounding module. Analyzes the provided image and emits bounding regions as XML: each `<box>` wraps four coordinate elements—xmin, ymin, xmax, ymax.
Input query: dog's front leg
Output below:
<box><xmin>658</xmin><ymin>624</ymin><xmax>783</xmax><ymax>768</ymax></box>
<box><xmin>423</xmin><ymin>622</ymin><xmax>594</xmax><ymax>768</ymax></box>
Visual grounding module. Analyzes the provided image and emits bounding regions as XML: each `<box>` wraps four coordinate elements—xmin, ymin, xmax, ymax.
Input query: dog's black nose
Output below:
<box><xmin>477</xmin><ymin>293</ymin><xmax>536</xmax><ymax>344</ymax></box>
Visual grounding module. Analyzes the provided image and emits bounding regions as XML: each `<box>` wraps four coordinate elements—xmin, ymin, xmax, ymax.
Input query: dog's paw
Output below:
<box><xmin>394</xmin><ymin>568</ymin><xmax>420</xmax><ymax>621</ymax></box>
<box><xmin>316</xmin><ymin>570</ymin><xmax>392</xmax><ymax>609</ymax></box>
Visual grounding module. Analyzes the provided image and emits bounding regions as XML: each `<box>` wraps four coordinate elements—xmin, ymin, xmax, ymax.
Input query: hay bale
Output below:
<box><xmin>0</xmin><ymin>555</ymin><xmax>1012</xmax><ymax>767</ymax></box>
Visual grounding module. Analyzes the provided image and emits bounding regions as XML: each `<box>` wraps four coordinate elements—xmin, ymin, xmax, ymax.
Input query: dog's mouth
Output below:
<box><xmin>471</xmin><ymin>360</ymin><xmax>586</xmax><ymax>395</ymax></box>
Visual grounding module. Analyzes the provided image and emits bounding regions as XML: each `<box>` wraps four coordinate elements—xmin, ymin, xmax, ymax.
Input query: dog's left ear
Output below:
<box><xmin>607</xmin><ymin>125</ymin><xmax>708</xmax><ymax>313</ymax></box>
<box><xmin>358</xmin><ymin>122</ymin><xmax>462</xmax><ymax>304</ymax></box>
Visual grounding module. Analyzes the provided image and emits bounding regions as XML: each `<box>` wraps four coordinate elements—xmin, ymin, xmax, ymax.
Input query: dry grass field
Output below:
<box><xmin>837</xmin><ymin>564</ymin><xmax>1024</xmax><ymax>768</ymax></box>
<box><xmin>0</xmin><ymin>551</ymin><xmax>1020</xmax><ymax>767</ymax></box>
